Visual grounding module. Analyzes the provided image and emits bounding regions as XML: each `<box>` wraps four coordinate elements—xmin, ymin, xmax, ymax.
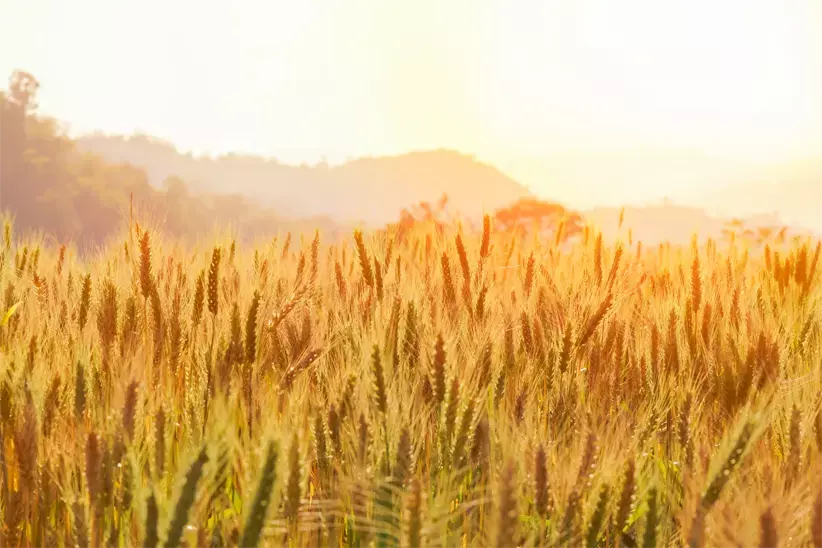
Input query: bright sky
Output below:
<box><xmin>1</xmin><ymin>0</ymin><xmax>821</xmax><ymax>206</ymax></box>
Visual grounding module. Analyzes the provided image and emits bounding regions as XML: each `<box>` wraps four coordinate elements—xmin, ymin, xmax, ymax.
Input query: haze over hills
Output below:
<box><xmin>686</xmin><ymin>159</ymin><xmax>822</xmax><ymax>234</ymax></box>
<box><xmin>1</xmin><ymin>80</ymin><xmax>344</xmax><ymax>248</ymax></box>
<box><xmin>501</xmin><ymin>149</ymin><xmax>821</xmax><ymax>226</ymax></box>
<box><xmin>77</xmin><ymin>133</ymin><xmax>822</xmax><ymax>241</ymax></box>
<box><xmin>584</xmin><ymin>202</ymin><xmax>790</xmax><ymax>246</ymax></box>
<box><xmin>77</xmin><ymin>134</ymin><xmax>533</xmax><ymax>226</ymax></box>
<box><xmin>12</xmin><ymin>79</ymin><xmax>814</xmax><ymax>248</ymax></box>
<box><xmin>501</xmin><ymin>148</ymin><xmax>756</xmax><ymax>208</ymax></box>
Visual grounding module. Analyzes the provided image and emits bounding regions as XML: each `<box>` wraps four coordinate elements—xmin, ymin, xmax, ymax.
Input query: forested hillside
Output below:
<box><xmin>0</xmin><ymin>72</ymin><xmax>339</xmax><ymax>247</ymax></box>
<box><xmin>78</xmin><ymin>135</ymin><xmax>533</xmax><ymax>225</ymax></box>
<box><xmin>2</xmin><ymin>71</ymin><xmax>811</xmax><ymax>249</ymax></box>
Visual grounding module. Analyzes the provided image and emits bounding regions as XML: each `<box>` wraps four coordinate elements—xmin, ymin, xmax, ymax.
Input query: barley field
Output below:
<box><xmin>0</xmin><ymin>215</ymin><xmax>820</xmax><ymax>548</ymax></box>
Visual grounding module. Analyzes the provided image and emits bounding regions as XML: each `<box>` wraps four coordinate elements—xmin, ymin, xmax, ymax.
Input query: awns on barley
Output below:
<box><xmin>0</xmin><ymin>218</ymin><xmax>819</xmax><ymax>548</ymax></box>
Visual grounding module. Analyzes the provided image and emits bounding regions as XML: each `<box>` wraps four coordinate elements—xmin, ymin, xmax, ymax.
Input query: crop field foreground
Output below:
<box><xmin>0</xmin><ymin>217</ymin><xmax>820</xmax><ymax>548</ymax></box>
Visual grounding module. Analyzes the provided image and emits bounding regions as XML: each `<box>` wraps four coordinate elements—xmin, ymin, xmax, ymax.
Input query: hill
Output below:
<box><xmin>0</xmin><ymin>72</ymin><xmax>342</xmax><ymax>248</ymax></box>
<box><xmin>584</xmin><ymin>202</ymin><xmax>801</xmax><ymax>245</ymax></box>
<box><xmin>508</xmin><ymin>148</ymin><xmax>752</xmax><ymax>208</ymax></box>
<box><xmin>504</xmin><ymin>150</ymin><xmax>821</xmax><ymax>234</ymax></box>
<box><xmin>77</xmin><ymin>134</ymin><xmax>532</xmax><ymax>225</ymax></box>
<box><xmin>689</xmin><ymin>159</ymin><xmax>822</xmax><ymax>234</ymax></box>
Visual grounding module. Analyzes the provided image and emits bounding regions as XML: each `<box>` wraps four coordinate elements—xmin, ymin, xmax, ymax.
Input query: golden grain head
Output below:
<box><xmin>0</xmin><ymin>215</ymin><xmax>818</xmax><ymax>548</ymax></box>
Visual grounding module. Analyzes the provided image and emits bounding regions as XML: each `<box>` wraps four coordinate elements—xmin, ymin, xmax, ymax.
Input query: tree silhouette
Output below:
<box><xmin>493</xmin><ymin>197</ymin><xmax>582</xmax><ymax>241</ymax></box>
<box><xmin>396</xmin><ymin>193</ymin><xmax>452</xmax><ymax>236</ymax></box>
<box><xmin>0</xmin><ymin>71</ymin><xmax>327</xmax><ymax>247</ymax></box>
<box><xmin>7</xmin><ymin>70</ymin><xmax>39</xmax><ymax>111</ymax></box>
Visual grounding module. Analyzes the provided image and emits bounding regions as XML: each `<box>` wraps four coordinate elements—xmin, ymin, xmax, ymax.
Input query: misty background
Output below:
<box><xmin>1</xmin><ymin>0</ymin><xmax>820</xmax><ymax>242</ymax></box>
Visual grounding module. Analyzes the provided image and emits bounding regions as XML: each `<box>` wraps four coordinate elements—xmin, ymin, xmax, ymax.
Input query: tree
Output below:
<box><xmin>0</xmin><ymin>71</ymin><xmax>331</xmax><ymax>246</ymax></box>
<box><xmin>7</xmin><ymin>70</ymin><xmax>39</xmax><ymax>111</ymax></box>
<box><xmin>493</xmin><ymin>198</ymin><xmax>582</xmax><ymax>242</ymax></box>
<box><xmin>395</xmin><ymin>193</ymin><xmax>451</xmax><ymax>237</ymax></box>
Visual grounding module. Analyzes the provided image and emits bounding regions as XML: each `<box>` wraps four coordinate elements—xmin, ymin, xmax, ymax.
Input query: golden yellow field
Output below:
<box><xmin>0</xmin><ymin>216</ymin><xmax>820</xmax><ymax>548</ymax></box>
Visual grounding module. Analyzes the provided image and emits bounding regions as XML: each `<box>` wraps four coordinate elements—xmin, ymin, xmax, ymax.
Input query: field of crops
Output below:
<box><xmin>0</xmin><ymin>216</ymin><xmax>820</xmax><ymax>548</ymax></box>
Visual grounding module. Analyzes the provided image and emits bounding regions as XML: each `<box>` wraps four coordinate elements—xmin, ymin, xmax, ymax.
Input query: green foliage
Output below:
<box><xmin>0</xmin><ymin>72</ymin><xmax>329</xmax><ymax>247</ymax></box>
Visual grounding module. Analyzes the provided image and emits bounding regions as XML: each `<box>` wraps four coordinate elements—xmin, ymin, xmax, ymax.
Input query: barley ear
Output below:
<box><xmin>358</xmin><ymin>413</ymin><xmax>369</xmax><ymax>465</ymax></box>
<box><xmin>759</xmin><ymin>507</ymin><xmax>777</xmax><ymax>548</ymax></box>
<box><xmin>74</xmin><ymin>361</ymin><xmax>87</xmax><ymax>419</ymax></box>
<box><xmin>144</xmin><ymin>491</ymin><xmax>159</xmax><ymax>548</ymax></box>
<box><xmin>192</xmin><ymin>272</ymin><xmax>205</xmax><ymax>327</ymax></box>
<box><xmin>451</xmin><ymin>398</ymin><xmax>475</xmax><ymax>471</ymax></box>
<box><xmin>86</xmin><ymin>432</ymin><xmax>101</xmax><ymax>505</ymax></box>
<box><xmin>534</xmin><ymin>443</ymin><xmax>549</xmax><ymax>519</ymax></box>
<box><xmin>812</xmin><ymin>490</ymin><xmax>822</xmax><ymax>548</ymax></box>
<box><xmin>690</xmin><ymin>247</ymin><xmax>702</xmax><ymax>312</ymax></box>
<box><xmin>139</xmin><ymin>231</ymin><xmax>153</xmax><ymax>300</ymax></box>
<box><xmin>78</xmin><ymin>273</ymin><xmax>92</xmax><ymax>329</ymax></box>
<box><xmin>374</xmin><ymin>257</ymin><xmax>384</xmax><ymax>301</ymax></box>
<box><xmin>164</xmin><ymin>446</ymin><xmax>209</xmax><ymax>548</ymax></box>
<box><xmin>245</xmin><ymin>290</ymin><xmax>260</xmax><ymax>364</ymax></box>
<box><xmin>155</xmin><ymin>408</ymin><xmax>166</xmax><ymax>479</ymax></box>
<box><xmin>371</xmin><ymin>344</ymin><xmax>388</xmax><ymax>416</ymax></box>
<box><xmin>239</xmin><ymin>441</ymin><xmax>279</xmax><ymax>548</ymax></box>
<box><xmin>689</xmin><ymin>422</ymin><xmax>756</xmax><ymax>548</ymax></box>
<box><xmin>641</xmin><ymin>487</ymin><xmax>657</xmax><ymax>548</ymax></box>
<box><xmin>431</xmin><ymin>333</ymin><xmax>447</xmax><ymax>407</ymax></box>
<box><xmin>207</xmin><ymin>247</ymin><xmax>221</xmax><ymax>316</ymax></box>
<box><xmin>495</xmin><ymin>460</ymin><xmax>518</xmax><ymax>548</ymax></box>
<box><xmin>285</xmin><ymin>433</ymin><xmax>302</xmax><ymax>524</ymax></box>
<box><xmin>479</xmin><ymin>214</ymin><xmax>491</xmax><ymax>260</ymax></box>
<box><xmin>613</xmin><ymin>460</ymin><xmax>636</xmax><ymax>535</ymax></box>
<box><xmin>353</xmin><ymin>229</ymin><xmax>374</xmax><ymax>288</ymax></box>
<box><xmin>406</xmin><ymin>477</ymin><xmax>422</xmax><ymax>548</ymax></box>
<box><xmin>585</xmin><ymin>483</ymin><xmax>610</xmax><ymax>548</ymax></box>
<box><xmin>700</xmin><ymin>422</ymin><xmax>754</xmax><ymax>510</ymax></box>
<box><xmin>123</xmin><ymin>380</ymin><xmax>138</xmax><ymax>442</ymax></box>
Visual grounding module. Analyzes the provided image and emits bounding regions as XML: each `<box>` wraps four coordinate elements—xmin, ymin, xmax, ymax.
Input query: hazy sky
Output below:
<box><xmin>2</xmin><ymin>0</ymin><xmax>821</xmax><ymax>205</ymax></box>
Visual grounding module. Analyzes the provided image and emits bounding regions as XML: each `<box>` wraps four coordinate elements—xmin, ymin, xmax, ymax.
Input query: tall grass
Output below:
<box><xmin>0</xmin><ymin>214</ymin><xmax>819</xmax><ymax>547</ymax></box>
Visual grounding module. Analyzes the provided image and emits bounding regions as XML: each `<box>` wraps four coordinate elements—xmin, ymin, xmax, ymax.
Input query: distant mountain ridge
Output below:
<box><xmin>77</xmin><ymin>133</ymin><xmax>820</xmax><ymax>244</ymax></box>
<box><xmin>503</xmin><ymin>150</ymin><xmax>821</xmax><ymax>232</ymax></box>
<box><xmin>77</xmin><ymin>134</ymin><xmax>533</xmax><ymax>225</ymax></box>
<box><xmin>688</xmin><ymin>159</ymin><xmax>822</xmax><ymax>234</ymax></box>
<box><xmin>8</xmin><ymin>75</ymin><xmax>816</xmax><ymax>247</ymax></box>
<box><xmin>584</xmin><ymin>202</ymin><xmax>801</xmax><ymax>245</ymax></box>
